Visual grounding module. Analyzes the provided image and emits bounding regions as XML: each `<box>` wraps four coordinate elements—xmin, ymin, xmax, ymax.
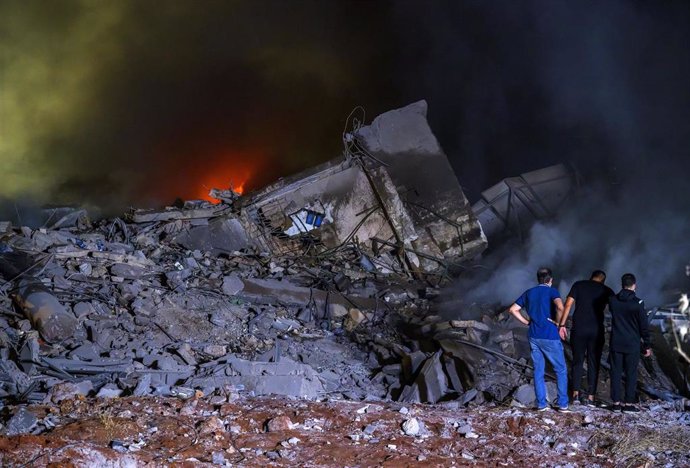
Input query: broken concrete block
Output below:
<box><xmin>450</xmin><ymin>320</ymin><xmax>490</xmax><ymax>332</ymax></box>
<box><xmin>173</xmin><ymin>217</ymin><xmax>251</xmax><ymax>255</ymax></box>
<box><xmin>110</xmin><ymin>263</ymin><xmax>147</xmax><ymax>280</ymax></box>
<box><xmin>48</xmin><ymin>381</ymin><xmax>93</xmax><ymax>403</ymax></box>
<box><xmin>133</xmin><ymin>373</ymin><xmax>152</xmax><ymax>397</ymax></box>
<box><xmin>68</xmin><ymin>341</ymin><xmax>100</xmax><ymax>361</ymax></box>
<box><xmin>189</xmin><ymin>357</ymin><xmax>324</xmax><ymax>398</ymax></box>
<box><xmin>344</xmin><ymin>309</ymin><xmax>365</xmax><ymax>332</ymax></box>
<box><xmin>203</xmin><ymin>345</ymin><xmax>227</xmax><ymax>358</ymax></box>
<box><xmin>414</xmin><ymin>351</ymin><xmax>449</xmax><ymax>403</ymax></box>
<box><xmin>398</xmin><ymin>384</ymin><xmax>421</xmax><ymax>404</ymax></box>
<box><xmin>222</xmin><ymin>273</ymin><xmax>244</xmax><ymax>296</ymax></box>
<box><xmin>442</xmin><ymin>354</ymin><xmax>464</xmax><ymax>393</ymax></box>
<box><xmin>175</xmin><ymin>344</ymin><xmax>197</xmax><ymax>366</ymax></box>
<box><xmin>328</xmin><ymin>303</ymin><xmax>349</xmax><ymax>319</ymax></box>
<box><xmin>72</xmin><ymin>301</ymin><xmax>95</xmax><ymax>318</ymax></box>
<box><xmin>401</xmin><ymin>351</ymin><xmax>427</xmax><ymax>381</ymax></box>
<box><xmin>6</xmin><ymin>407</ymin><xmax>38</xmax><ymax>435</ymax></box>
<box><xmin>513</xmin><ymin>384</ymin><xmax>536</xmax><ymax>406</ymax></box>
<box><xmin>96</xmin><ymin>383</ymin><xmax>123</xmax><ymax>398</ymax></box>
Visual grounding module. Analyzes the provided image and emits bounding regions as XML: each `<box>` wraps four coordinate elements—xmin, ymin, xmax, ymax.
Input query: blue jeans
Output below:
<box><xmin>529</xmin><ymin>338</ymin><xmax>569</xmax><ymax>408</ymax></box>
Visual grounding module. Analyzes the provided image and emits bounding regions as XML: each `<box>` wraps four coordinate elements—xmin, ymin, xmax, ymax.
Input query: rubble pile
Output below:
<box><xmin>0</xmin><ymin>206</ymin><xmax>414</xmax><ymax>406</ymax></box>
<box><xmin>2</xmin><ymin>203</ymin><xmax>680</xmax><ymax>422</ymax></box>
<box><xmin>0</xmin><ymin>101</ymin><xmax>687</xmax><ymax>449</ymax></box>
<box><xmin>0</xmin><ymin>200</ymin><xmax>530</xmax><ymax>411</ymax></box>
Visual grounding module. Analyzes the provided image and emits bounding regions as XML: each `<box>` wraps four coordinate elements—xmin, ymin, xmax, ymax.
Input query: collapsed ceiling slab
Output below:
<box><xmin>236</xmin><ymin>101</ymin><xmax>487</xmax><ymax>276</ymax></box>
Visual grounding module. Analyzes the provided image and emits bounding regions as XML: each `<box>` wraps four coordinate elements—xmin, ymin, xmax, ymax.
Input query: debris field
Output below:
<box><xmin>0</xmin><ymin>102</ymin><xmax>688</xmax><ymax>466</ymax></box>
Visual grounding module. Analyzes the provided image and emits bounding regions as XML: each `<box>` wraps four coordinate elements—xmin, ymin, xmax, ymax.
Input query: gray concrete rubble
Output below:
<box><xmin>0</xmin><ymin>102</ymin><xmax>687</xmax><ymax>437</ymax></box>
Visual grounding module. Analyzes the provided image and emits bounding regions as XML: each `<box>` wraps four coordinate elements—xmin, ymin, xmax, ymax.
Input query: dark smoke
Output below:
<box><xmin>3</xmin><ymin>1</ymin><xmax>690</xmax><ymax>303</ymax></box>
<box><xmin>390</xmin><ymin>0</ymin><xmax>690</xmax><ymax>308</ymax></box>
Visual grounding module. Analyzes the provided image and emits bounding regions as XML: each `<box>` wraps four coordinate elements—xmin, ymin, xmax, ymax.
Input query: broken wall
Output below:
<box><xmin>354</xmin><ymin>100</ymin><xmax>487</xmax><ymax>267</ymax></box>
<box><xmin>238</xmin><ymin>159</ymin><xmax>396</xmax><ymax>258</ymax></box>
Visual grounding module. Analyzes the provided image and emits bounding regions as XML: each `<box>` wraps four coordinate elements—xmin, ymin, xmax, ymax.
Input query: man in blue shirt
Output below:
<box><xmin>509</xmin><ymin>267</ymin><xmax>570</xmax><ymax>412</ymax></box>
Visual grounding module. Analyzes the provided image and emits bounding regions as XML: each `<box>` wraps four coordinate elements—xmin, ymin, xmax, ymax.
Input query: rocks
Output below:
<box><xmin>5</xmin><ymin>407</ymin><xmax>38</xmax><ymax>436</ymax></box>
<box><xmin>513</xmin><ymin>384</ymin><xmax>536</xmax><ymax>407</ymax></box>
<box><xmin>198</xmin><ymin>417</ymin><xmax>225</xmax><ymax>435</ymax></box>
<box><xmin>110</xmin><ymin>263</ymin><xmax>147</xmax><ymax>279</ymax></box>
<box><xmin>48</xmin><ymin>381</ymin><xmax>93</xmax><ymax>403</ymax></box>
<box><xmin>266</xmin><ymin>415</ymin><xmax>294</xmax><ymax>432</ymax></box>
<box><xmin>203</xmin><ymin>345</ymin><xmax>228</xmax><ymax>358</ymax></box>
<box><xmin>222</xmin><ymin>274</ymin><xmax>244</xmax><ymax>296</ymax></box>
<box><xmin>457</xmin><ymin>423</ymin><xmax>474</xmax><ymax>436</ymax></box>
<box><xmin>95</xmin><ymin>383</ymin><xmax>122</xmax><ymax>398</ymax></box>
<box><xmin>344</xmin><ymin>308</ymin><xmax>366</xmax><ymax>331</ymax></box>
<box><xmin>402</xmin><ymin>418</ymin><xmax>420</xmax><ymax>436</ymax></box>
<box><xmin>399</xmin><ymin>351</ymin><xmax>448</xmax><ymax>404</ymax></box>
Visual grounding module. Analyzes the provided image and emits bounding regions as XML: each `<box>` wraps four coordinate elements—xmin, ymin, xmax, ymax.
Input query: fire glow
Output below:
<box><xmin>195</xmin><ymin>157</ymin><xmax>257</xmax><ymax>202</ymax></box>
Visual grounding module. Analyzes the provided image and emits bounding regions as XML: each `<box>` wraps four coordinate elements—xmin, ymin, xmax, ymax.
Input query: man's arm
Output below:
<box><xmin>638</xmin><ymin>301</ymin><xmax>652</xmax><ymax>356</ymax></box>
<box><xmin>553</xmin><ymin>297</ymin><xmax>567</xmax><ymax>340</ymax></box>
<box><xmin>508</xmin><ymin>303</ymin><xmax>530</xmax><ymax>326</ymax></box>
<box><xmin>554</xmin><ymin>297</ymin><xmax>565</xmax><ymax>323</ymax></box>
<box><xmin>560</xmin><ymin>297</ymin><xmax>574</xmax><ymax>326</ymax></box>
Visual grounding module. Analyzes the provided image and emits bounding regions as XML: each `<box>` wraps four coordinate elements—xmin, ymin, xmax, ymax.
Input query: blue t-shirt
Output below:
<box><xmin>515</xmin><ymin>284</ymin><xmax>561</xmax><ymax>340</ymax></box>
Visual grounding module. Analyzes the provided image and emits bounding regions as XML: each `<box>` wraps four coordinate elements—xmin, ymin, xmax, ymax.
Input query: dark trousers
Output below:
<box><xmin>609</xmin><ymin>350</ymin><xmax>640</xmax><ymax>403</ymax></box>
<box><xmin>570</xmin><ymin>331</ymin><xmax>605</xmax><ymax>396</ymax></box>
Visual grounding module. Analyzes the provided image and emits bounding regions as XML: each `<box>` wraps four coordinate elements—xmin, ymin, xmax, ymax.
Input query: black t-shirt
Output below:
<box><xmin>567</xmin><ymin>280</ymin><xmax>614</xmax><ymax>334</ymax></box>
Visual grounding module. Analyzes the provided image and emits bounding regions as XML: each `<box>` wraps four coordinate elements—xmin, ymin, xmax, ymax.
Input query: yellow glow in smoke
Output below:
<box><xmin>0</xmin><ymin>0</ymin><xmax>126</xmax><ymax>200</ymax></box>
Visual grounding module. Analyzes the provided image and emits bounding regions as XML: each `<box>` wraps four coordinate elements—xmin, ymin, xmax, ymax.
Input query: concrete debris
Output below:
<box><xmin>0</xmin><ymin>101</ymin><xmax>685</xmax><ymax>443</ymax></box>
<box><xmin>5</xmin><ymin>406</ymin><xmax>38</xmax><ymax>436</ymax></box>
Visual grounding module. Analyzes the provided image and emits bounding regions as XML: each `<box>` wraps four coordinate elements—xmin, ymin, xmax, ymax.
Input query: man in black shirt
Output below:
<box><xmin>558</xmin><ymin>270</ymin><xmax>614</xmax><ymax>406</ymax></box>
<box><xmin>608</xmin><ymin>273</ymin><xmax>652</xmax><ymax>413</ymax></box>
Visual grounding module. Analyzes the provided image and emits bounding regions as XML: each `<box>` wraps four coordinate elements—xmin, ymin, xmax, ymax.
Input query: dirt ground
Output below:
<box><xmin>1</xmin><ymin>396</ymin><xmax>689</xmax><ymax>467</ymax></box>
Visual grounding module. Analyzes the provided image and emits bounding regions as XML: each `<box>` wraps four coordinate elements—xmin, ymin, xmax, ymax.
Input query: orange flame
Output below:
<box><xmin>195</xmin><ymin>157</ymin><xmax>256</xmax><ymax>202</ymax></box>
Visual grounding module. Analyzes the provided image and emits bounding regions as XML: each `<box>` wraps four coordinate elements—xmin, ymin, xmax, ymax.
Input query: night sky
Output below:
<box><xmin>2</xmin><ymin>0</ymin><xmax>690</xmax><ymax>212</ymax></box>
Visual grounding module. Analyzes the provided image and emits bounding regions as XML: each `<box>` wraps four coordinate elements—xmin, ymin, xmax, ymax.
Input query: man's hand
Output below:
<box><xmin>558</xmin><ymin>326</ymin><xmax>568</xmax><ymax>341</ymax></box>
<box><xmin>643</xmin><ymin>348</ymin><xmax>652</xmax><ymax>357</ymax></box>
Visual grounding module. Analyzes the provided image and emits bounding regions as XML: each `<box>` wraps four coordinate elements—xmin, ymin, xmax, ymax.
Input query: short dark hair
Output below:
<box><xmin>537</xmin><ymin>267</ymin><xmax>553</xmax><ymax>284</ymax></box>
<box><xmin>591</xmin><ymin>270</ymin><xmax>606</xmax><ymax>280</ymax></box>
<box><xmin>621</xmin><ymin>273</ymin><xmax>636</xmax><ymax>288</ymax></box>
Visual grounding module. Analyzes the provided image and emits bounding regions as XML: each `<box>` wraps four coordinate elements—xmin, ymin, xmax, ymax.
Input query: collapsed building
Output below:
<box><xmin>159</xmin><ymin>101</ymin><xmax>488</xmax><ymax>280</ymax></box>
<box><xmin>0</xmin><ymin>102</ymin><xmax>688</xmax><ymax>440</ymax></box>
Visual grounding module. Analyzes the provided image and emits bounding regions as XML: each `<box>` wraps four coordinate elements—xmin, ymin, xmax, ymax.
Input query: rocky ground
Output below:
<box><xmin>0</xmin><ymin>395</ymin><xmax>688</xmax><ymax>467</ymax></box>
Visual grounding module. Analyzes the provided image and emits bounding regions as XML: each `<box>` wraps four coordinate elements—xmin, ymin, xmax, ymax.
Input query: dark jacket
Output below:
<box><xmin>609</xmin><ymin>289</ymin><xmax>651</xmax><ymax>353</ymax></box>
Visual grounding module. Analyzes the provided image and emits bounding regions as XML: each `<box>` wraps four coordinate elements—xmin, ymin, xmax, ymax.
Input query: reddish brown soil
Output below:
<box><xmin>1</xmin><ymin>396</ymin><xmax>688</xmax><ymax>467</ymax></box>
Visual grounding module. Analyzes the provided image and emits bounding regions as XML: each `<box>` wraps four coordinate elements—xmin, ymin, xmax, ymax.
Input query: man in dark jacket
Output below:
<box><xmin>558</xmin><ymin>270</ymin><xmax>614</xmax><ymax>407</ymax></box>
<box><xmin>609</xmin><ymin>273</ymin><xmax>652</xmax><ymax>413</ymax></box>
